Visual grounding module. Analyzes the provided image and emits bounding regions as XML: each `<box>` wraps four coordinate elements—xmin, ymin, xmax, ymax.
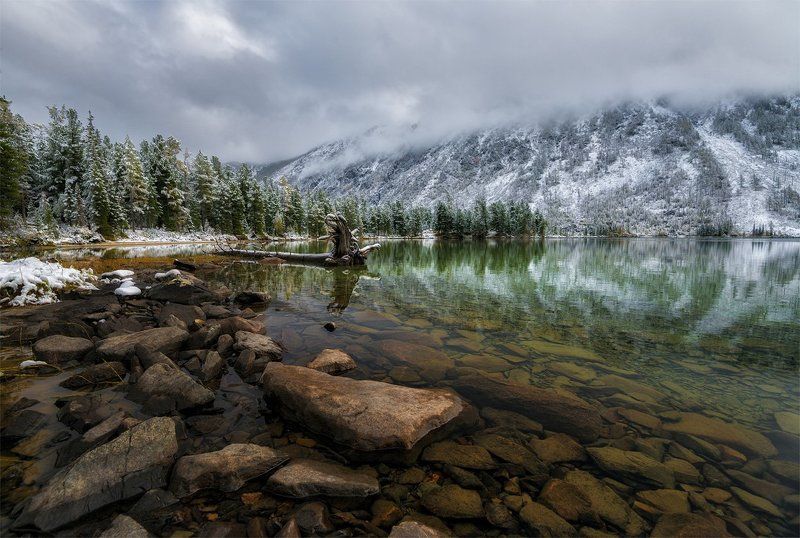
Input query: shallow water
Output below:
<box><xmin>2</xmin><ymin>238</ymin><xmax>799</xmax><ymax>534</ymax></box>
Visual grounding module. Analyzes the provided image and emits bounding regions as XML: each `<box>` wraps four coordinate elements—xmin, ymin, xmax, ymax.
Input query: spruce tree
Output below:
<box><xmin>83</xmin><ymin>112</ymin><xmax>113</xmax><ymax>236</ymax></box>
<box><xmin>0</xmin><ymin>98</ymin><xmax>29</xmax><ymax>224</ymax></box>
<box><xmin>160</xmin><ymin>137</ymin><xmax>189</xmax><ymax>231</ymax></box>
<box><xmin>192</xmin><ymin>152</ymin><xmax>217</xmax><ymax>230</ymax></box>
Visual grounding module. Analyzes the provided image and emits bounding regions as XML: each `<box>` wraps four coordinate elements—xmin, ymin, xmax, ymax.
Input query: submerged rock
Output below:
<box><xmin>650</xmin><ymin>512</ymin><xmax>730</xmax><ymax>538</ymax></box>
<box><xmin>15</xmin><ymin>416</ymin><xmax>178</xmax><ymax>532</ymax></box>
<box><xmin>661</xmin><ymin>411</ymin><xmax>777</xmax><ymax>458</ymax></box>
<box><xmin>32</xmin><ymin>335</ymin><xmax>94</xmax><ymax>363</ymax></box>
<box><xmin>421</xmin><ymin>484</ymin><xmax>484</xmax><ymax>519</ymax></box>
<box><xmin>96</xmin><ymin>326</ymin><xmax>188</xmax><ymax>361</ymax></box>
<box><xmin>130</xmin><ymin>362</ymin><xmax>215</xmax><ymax>413</ymax></box>
<box><xmin>449</xmin><ymin>374</ymin><xmax>601</xmax><ymax>442</ymax></box>
<box><xmin>421</xmin><ymin>441</ymin><xmax>496</xmax><ymax>470</ymax></box>
<box><xmin>519</xmin><ymin>501</ymin><xmax>576</xmax><ymax>536</ymax></box>
<box><xmin>170</xmin><ymin>443</ymin><xmax>288</xmax><ymax>498</ymax></box>
<box><xmin>59</xmin><ymin>361</ymin><xmax>127</xmax><ymax>389</ymax></box>
<box><xmin>266</xmin><ymin>458</ymin><xmax>380</xmax><ymax>498</ymax></box>
<box><xmin>262</xmin><ymin>363</ymin><xmax>464</xmax><ymax>451</ymax></box>
<box><xmin>587</xmin><ymin>447</ymin><xmax>676</xmax><ymax>489</ymax></box>
<box><xmin>528</xmin><ymin>433</ymin><xmax>586</xmax><ymax>464</ymax></box>
<box><xmin>563</xmin><ymin>469</ymin><xmax>648</xmax><ymax>536</ymax></box>
<box><xmin>307</xmin><ymin>349</ymin><xmax>357</xmax><ymax>375</ymax></box>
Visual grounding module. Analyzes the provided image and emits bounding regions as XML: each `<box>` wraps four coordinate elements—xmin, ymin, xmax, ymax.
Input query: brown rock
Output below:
<box><xmin>587</xmin><ymin>447</ymin><xmax>676</xmax><ymax>488</ymax></box>
<box><xmin>651</xmin><ymin>513</ymin><xmax>730</xmax><ymax>538</ymax></box>
<box><xmin>538</xmin><ymin>479</ymin><xmax>595</xmax><ymax>523</ymax></box>
<box><xmin>307</xmin><ymin>349</ymin><xmax>357</xmax><ymax>375</ymax></box>
<box><xmin>422</xmin><ymin>441</ymin><xmax>496</xmax><ymax>470</ymax></box>
<box><xmin>450</xmin><ymin>374</ymin><xmax>602</xmax><ymax>442</ymax></box>
<box><xmin>96</xmin><ymin>327</ymin><xmax>188</xmax><ymax>361</ymax></box>
<box><xmin>635</xmin><ymin>489</ymin><xmax>690</xmax><ymax>513</ymax></box>
<box><xmin>33</xmin><ymin>335</ymin><xmax>94</xmax><ymax>363</ymax></box>
<box><xmin>266</xmin><ymin>458</ymin><xmax>380</xmax><ymax>498</ymax></box>
<box><xmin>563</xmin><ymin>470</ymin><xmax>648</xmax><ymax>536</ymax></box>
<box><xmin>661</xmin><ymin>412</ymin><xmax>777</xmax><ymax>458</ymax></box>
<box><xmin>529</xmin><ymin>433</ymin><xmax>586</xmax><ymax>464</ymax></box>
<box><xmin>170</xmin><ymin>443</ymin><xmax>288</xmax><ymax>497</ymax></box>
<box><xmin>421</xmin><ymin>484</ymin><xmax>484</xmax><ymax>519</ymax></box>
<box><xmin>262</xmin><ymin>363</ymin><xmax>465</xmax><ymax>451</ymax></box>
<box><xmin>59</xmin><ymin>361</ymin><xmax>126</xmax><ymax>389</ymax></box>
<box><xmin>519</xmin><ymin>501</ymin><xmax>576</xmax><ymax>536</ymax></box>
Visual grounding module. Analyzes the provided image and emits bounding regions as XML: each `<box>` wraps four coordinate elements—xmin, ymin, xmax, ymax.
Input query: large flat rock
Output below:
<box><xmin>33</xmin><ymin>335</ymin><xmax>94</xmax><ymax>363</ymax></box>
<box><xmin>15</xmin><ymin>416</ymin><xmax>178</xmax><ymax>532</ymax></box>
<box><xmin>130</xmin><ymin>363</ymin><xmax>215</xmax><ymax>413</ymax></box>
<box><xmin>449</xmin><ymin>374</ymin><xmax>602</xmax><ymax>442</ymax></box>
<box><xmin>96</xmin><ymin>326</ymin><xmax>188</xmax><ymax>361</ymax></box>
<box><xmin>262</xmin><ymin>363</ymin><xmax>464</xmax><ymax>451</ymax></box>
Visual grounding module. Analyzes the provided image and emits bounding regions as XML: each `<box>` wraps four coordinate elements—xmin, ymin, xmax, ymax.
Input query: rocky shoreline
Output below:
<box><xmin>0</xmin><ymin>263</ymin><xmax>798</xmax><ymax>537</ymax></box>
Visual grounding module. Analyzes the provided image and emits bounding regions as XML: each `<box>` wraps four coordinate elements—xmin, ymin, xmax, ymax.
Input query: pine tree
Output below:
<box><xmin>159</xmin><ymin>137</ymin><xmax>189</xmax><ymax>231</ymax></box>
<box><xmin>263</xmin><ymin>182</ymin><xmax>281</xmax><ymax>235</ymax></box>
<box><xmin>83</xmin><ymin>112</ymin><xmax>113</xmax><ymax>236</ymax></box>
<box><xmin>0</xmin><ymin>98</ymin><xmax>29</xmax><ymax>225</ymax></box>
<box><xmin>249</xmin><ymin>183</ymin><xmax>267</xmax><ymax>236</ymax></box>
<box><xmin>471</xmin><ymin>197</ymin><xmax>489</xmax><ymax>237</ymax></box>
<box><xmin>192</xmin><ymin>152</ymin><xmax>217</xmax><ymax>230</ymax></box>
<box><xmin>434</xmin><ymin>201</ymin><xmax>454</xmax><ymax>236</ymax></box>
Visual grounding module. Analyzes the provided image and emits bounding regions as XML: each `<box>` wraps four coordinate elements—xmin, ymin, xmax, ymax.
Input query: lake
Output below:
<box><xmin>1</xmin><ymin>237</ymin><xmax>799</xmax><ymax>535</ymax></box>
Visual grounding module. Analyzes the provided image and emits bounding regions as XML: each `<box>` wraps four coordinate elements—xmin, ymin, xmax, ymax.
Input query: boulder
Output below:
<box><xmin>563</xmin><ymin>470</ymin><xmax>648</xmax><ymax>536</ymax></box>
<box><xmin>519</xmin><ymin>501</ymin><xmax>576</xmax><ymax>536</ymax></box>
<box><xmin>1</xmin><ymin>408</ymin><xmax>47</xmax><ymax>442</ymax></box>
<box><xmin>421</xmin><ymin>441</ymin><xmax>496</xmax><ymax>470</ymax></box>
<box><xmin>473</xmin><ymin>433</ymin><xmax>549</xmax><ymax>479</ymax></box>
<box><xmin>56</xmin><ymin>411</ymin><xmax>128</xmax><ymax>465</ymax></box>
<box><xmin>635</xmin><ymin>489</ymin><xmax>690</xmax><ymax>513</ymax></box>
<box><xmin>234</xmin><ymin>291</ymin><xmax>271</xmax><ymax>306</ymax></box>
<box><xmin>307</xmin><ymin>349</ymin><xmax>357</xmax><ymax>375</ymax></box>
<box><xmin>144</xmin><ymin>277</ymin><xmax>222</xmax><ymax>305</ymax></box>
<box><xmin>233</xmin><ymin>331</ymin><xmax>282</xmax><ymax>359</ymax></box>
<box><xmin>157</xmin><ymin>303</ymin><xmax>205</xmax><ymax>328</ymax></box>
<box><xmin>651</xmin><ymin>513</ymin><xmax>730</xmax><ymax>538</ymax></box>
<box><xmin>170</xmin><ymin>443</ymin><xmax>288</xmax><ymax>498</ymax></box>
<box><xmin>537</xmin><ymin>479</ymin><xmax>596</xmax><ymax>523</ymax></box>
<box><xmin>421</xmin><ymin>484</ymin><xmax>484</xmax><ymax>519</ymax></box>
<box><xmin>14</xmin><ymin>416</ymin><xmax>178</xmax><ymax>532</ymax></box>
<box><xmin>262</xmin><ymin>363</ymin><xmax>465</xmax><ymax>451</ymax></box>
<box><xmin>213</xmin><ymin>316</ymin><xmax>264</xmax><ymax>336</ymax></box>
<box><xmin>135</xmin><ymin>344</ymin><xmax>177</xmax><ymax>370</ymax></box>
<box><xmin>96</xmin><ymin>327</ymin><xmax>188</xmax><ymax>361</ymax></box>
<box><xmin>292</xmin><ymin>502</ymin><xmax>334</xmax><ymax>535</ymax></box>
<box><xmin>57</xmin><ymin>392</ymin><xmax>126</xmax><ymax>433</ymax></box>
<box><xmin>201</xmin><ymin>350</ymin><xmax>224</xmax><ymax>381</ymax></box>
<box><xmin>449</xmin><ymin>374</ymin><xmax>601</xmax><ymax>442</ymax></box>
<box><xmin>33</xmin><ymin>335</ymin><xmax>94</xmax><ymax>363</ymax></box>
<box><xmin>587</xmin><ymin>447</ymin><xmax>675</xmax><ymax>488</ymax></box>
<box><xmin>266</xmin><ymin>458</ymin><xmax>380</xmax><ymax>498</ymax></box>
<box><xmin>59</xmin><ymin>361</ymin><xmax>127</xmax><ymax>389</ymax></box>
<box><xmin>130</xmin><ymin>363</ymin><xmax>215</xmax><ymax>413</ymax></box>
<box><xmin>99</xmin><ymin>515</ymin><xmax>151</xmax><ymax>538</ymax></box>
<box><xmin>389</xmin><ymin>520</ymin><xmax>448</xmax><ymax>537</ymax></box>
<box><xmin>37</xmin><ymin>319</ymin><xmax>94</xmax><ymax>340</ymax></box>
<box><xmin>661</xmin><ymin>412</ymin><xmax>777</xmax><ymax>458</ymax></box>
<box><xmin>529</xmin><ymin>433</ymin><xmax>586</xmax><ymax>464</ymax></box>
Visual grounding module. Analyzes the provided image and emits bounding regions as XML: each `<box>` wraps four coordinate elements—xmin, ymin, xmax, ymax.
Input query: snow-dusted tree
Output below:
<box><xmin>115</xmin><ymin>137</ymin><xmax>151</xmax><ymax>228</ymax></box>
<box><xmin>83</xmin><ymin>112</ymin><xmax>113</xmax><ymax>236</ymax></box>
<box><xmin>160</xmin><ymin>137</ymin><xmax>189</xmax><ymax>231</ymax></box>
<box><xmin>192</xmin><ymin>152</ymin><xmax>217</xmax><ymax>230</ymax></box>
<box><xmin>263</xmin><ymin>182</ymin><xmax>281</xmax><ymax>235</ymax></box>
<box><xmin>0</xmin><ymin>98</ymin><xmax>30</xmax><ymax>224</ymax></box>
<box><xmin>471</xmin><ymin>197</ymin><xmax>489</xmax><ymax>237</ymax></box>
<box><xmin>219</xmin><ymin>165</ymin><xmax>246</xmax><ymax>235</ymax></box>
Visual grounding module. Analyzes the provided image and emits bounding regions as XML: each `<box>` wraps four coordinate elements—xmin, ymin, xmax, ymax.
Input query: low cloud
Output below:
<box><xmin>3</xmin><ymin>0</ymin><xmax>798</xmax><ymax>162</ymax></box>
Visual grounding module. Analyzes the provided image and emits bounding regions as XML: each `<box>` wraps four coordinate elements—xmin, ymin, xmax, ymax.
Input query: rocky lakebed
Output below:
<box><xmin>0</xmin><ymin>259</ymin><xmax>798</xmax><ymax>537</ymax></box>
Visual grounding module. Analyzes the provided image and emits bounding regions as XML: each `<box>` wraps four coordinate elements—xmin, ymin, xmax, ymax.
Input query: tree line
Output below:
<box><xmin>0</xmin><ymin>99</ymin><xmax>546</xmax><ymax>239</ymax></box>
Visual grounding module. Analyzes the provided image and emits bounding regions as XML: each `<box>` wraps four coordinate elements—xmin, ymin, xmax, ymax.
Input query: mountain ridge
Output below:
<box><xmin>258</xmin><ymin>96</ymin><xmax>800</xmax><ymax>236</ymax></box>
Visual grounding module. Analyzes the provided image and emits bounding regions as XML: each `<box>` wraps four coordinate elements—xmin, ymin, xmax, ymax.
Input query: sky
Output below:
<box><xmin>2</xmin><ymin>0</ymin><xmax>798</xmax><ymax>163</ymax></box>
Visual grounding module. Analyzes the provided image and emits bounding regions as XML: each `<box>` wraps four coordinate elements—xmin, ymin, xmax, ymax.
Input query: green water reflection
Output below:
<box><xmin>206</xmin><ymin>238</ymin><xmax>800</xmax><ymax>430</ymax></box>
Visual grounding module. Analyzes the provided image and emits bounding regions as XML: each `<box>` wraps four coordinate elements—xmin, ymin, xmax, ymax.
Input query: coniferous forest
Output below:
<box><xmin>0</xmin><ymin>99</ymin><xmax>546</xmax><ymax>241</ymax></box>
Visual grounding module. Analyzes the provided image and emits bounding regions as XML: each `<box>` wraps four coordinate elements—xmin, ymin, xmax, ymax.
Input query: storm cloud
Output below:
<box><xmin>2</xmin><ymin>0</ymin><xmax>798</xmax><ymax>162</ymax></box>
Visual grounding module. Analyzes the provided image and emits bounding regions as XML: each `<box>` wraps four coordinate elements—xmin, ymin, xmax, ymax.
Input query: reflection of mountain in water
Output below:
<box><xmin>362</xmin><ymin>239</ymin><xmax>800</xmax><ymax>367</ymax></box>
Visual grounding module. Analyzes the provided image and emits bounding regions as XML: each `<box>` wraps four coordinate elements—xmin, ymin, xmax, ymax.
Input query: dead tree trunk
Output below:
<box><xmin>218</xmin><ymin>212</ymin><xmax>380</xmax><ymax>266</ymax></box>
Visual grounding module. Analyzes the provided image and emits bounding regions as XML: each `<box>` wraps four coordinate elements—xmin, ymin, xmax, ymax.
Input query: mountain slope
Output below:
<box><xmin>260</xmin><ymin>96</ymin><xmax>800</xmax><ymax>236</ymax></box>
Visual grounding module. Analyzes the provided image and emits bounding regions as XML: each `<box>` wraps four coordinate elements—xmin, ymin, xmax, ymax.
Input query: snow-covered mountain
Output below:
<box><xmin>260</xmin><ymin>96</ymin><xmax>800</xmax><ymax>236</ymax></box>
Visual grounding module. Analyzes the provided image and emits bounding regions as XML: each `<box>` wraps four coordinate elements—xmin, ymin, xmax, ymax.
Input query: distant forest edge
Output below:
<box><xmin>1</xmin><ymin>95</ymin><xmax>799</xmax><ymax>245</ymax></box>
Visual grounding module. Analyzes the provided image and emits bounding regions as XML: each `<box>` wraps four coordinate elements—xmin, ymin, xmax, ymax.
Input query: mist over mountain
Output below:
<box><xmin>260</xmin><ymin>95</ymin><xmax>800</xmax><ymax>236</ymax></box>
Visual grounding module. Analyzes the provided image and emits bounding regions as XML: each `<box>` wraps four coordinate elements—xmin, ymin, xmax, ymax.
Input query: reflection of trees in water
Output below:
<box><xmin>209</xmin><ymin>262</ymin><xmax>367</xmax><ymax>315</ymax></box>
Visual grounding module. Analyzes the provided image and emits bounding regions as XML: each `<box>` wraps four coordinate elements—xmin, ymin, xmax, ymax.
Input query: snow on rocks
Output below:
<box><xmin>19</xmin><ymin>360</ymin><xmax>51</xmax><ymax>369</ymax></box>
<box><xmin>114</xmin><ymin>285</ymin><xmax>142</xmax><ymax>297</ymax></box>
<box><xmin>154</xmin><ymin>269</ymin><xmax>182</xmax><ymax>280</ymax></box>
<box><xmin>100</xmin><ymin>269</ymin><xmax>135</xmax><ymax>280</ymax></box>
<box><xmin>0</xmin><ymin>257</ymin><xmax>97</xmax><ymax>307</ymax></box>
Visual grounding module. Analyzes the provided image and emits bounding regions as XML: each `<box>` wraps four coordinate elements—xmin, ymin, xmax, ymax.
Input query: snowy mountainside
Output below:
<box><xmin>260</xmin><ymin>96</ymin><xmax>800</xmax><ymax>236</ymax></box>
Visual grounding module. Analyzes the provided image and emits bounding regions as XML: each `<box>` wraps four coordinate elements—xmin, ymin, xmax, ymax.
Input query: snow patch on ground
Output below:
<box><xmin>118</xmin><ymin>228</ymin><xmax>236</xmax><ymax>243</ymax></box>
<box><xmin>0</xmin><ymin>257</ymin><xmax>97</xmax><ymax>306</ymax></box>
